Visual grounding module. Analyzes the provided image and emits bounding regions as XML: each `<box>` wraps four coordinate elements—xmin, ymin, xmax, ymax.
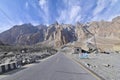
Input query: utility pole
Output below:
<box><xmin>93</xmin><ymin>34</ymin><xmax>98</xmax><ymax>54</ymax></box>
<box><xmin>83</xmin><ymin>24</ymin><xmax>99</xmax><ymax>54</ymax></box>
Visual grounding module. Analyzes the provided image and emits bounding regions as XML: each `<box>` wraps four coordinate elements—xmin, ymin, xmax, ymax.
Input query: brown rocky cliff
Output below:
<box><xmin>0</xmin><ymin>16</ymin><xmax>120</xmax><ymax>47</ymax></box>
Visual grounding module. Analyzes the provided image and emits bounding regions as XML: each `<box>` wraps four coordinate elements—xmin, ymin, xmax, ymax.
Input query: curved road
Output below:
<box><xmin>1</xmin><ymin>53</ymin><xmax>97</xmax><ymax>80</ymax></box>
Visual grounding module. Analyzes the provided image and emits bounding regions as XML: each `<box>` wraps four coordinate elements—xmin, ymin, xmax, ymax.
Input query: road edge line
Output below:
<box><xmin>64</xmin><ymin>54</ymin><xmax>105</xmax><ymax>80</ymax></box>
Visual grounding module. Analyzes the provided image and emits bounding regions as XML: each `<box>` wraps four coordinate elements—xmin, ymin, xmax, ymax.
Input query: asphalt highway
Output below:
<box><xmin>0</xmin><ymin>53</ymin><xmax>97</xmax><ymax>80</ymax></box>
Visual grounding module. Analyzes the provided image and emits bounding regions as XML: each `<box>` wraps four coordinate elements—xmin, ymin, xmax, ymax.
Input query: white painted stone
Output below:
<box><xmin>0</xmin><ymin>66</ymin><xmax>2</xmax><ymax>73</ymax></box>
<box><xmin>10</xmin><ymin>63</ymin><xmax>14</xmax><ymax>69</ymax></box>
<box><xmin>5</xmin><ymin>65</ymin><xmax>8</xmax><ymax>71</ymax></box>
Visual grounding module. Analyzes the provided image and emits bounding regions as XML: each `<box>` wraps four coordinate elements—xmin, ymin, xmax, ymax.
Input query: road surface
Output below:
<box><xmin>0</xmin><ymin>53</ymin><xmax>97</xmax><ymax>80</ymax></box>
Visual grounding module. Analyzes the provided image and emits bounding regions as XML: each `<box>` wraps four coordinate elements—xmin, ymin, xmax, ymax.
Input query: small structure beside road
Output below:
<box><xmin>73</xmin><ymin>47</ymin><xmax>89</xmax><ymax>59</ymax></box>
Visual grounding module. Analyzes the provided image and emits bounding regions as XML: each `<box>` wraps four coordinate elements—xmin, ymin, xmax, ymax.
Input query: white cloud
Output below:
<box><xmin>25</xmin><ymin>2</ymin><xmax>29</xmax><ymax>8</ymax></box>
<box><xmin>93</xmin><ymin>0</ymin><xmax>106</xmax><ymax>16</ymax></box>
<box><xmin>0</xmin><ymin>24</ymin><xmax>12</xmax><ymax>33</ymax></box>
<box><xmin>75</xmin><ymin>15</ymin><xmax>81</xmax><ymax>22</ymax></box>
<box><xmin>39</xmin><ymin>0</ymin><xmax>49</xmax><ymax>24</ymax></box>
<box><xmin>57</xmin><ymin>6</ymin><xmax>81</xmax><ymax>23</ymax></box>
<box><xmin>92</xmin><ymin>0</ymin><xmax>119</xmax><ymax>21</ymax></box>
<box><xmin>39</xmin><ymin>0</ymin><xmax>47</xmax><ymax>9</ymax></box>
<box><xmin>111</xmin><ymin>0</ymin><xmax>118</xmax><ymax>5</ymax></box>
<box><xmin>57</xmin><ymin>10</ymin><xmax>66</xmax><ymax>22</ymax></box>
<box><xmin>57</xmin><ymin>0</ymin><xmax>81</xmax><ymax>24</ymax></box>
<box><xmin>69</xmin><ymin>6</ymin><xmax>81</xmax><ymax>22</ymax></box>
<box><xmin>108</xmin><ymin>14</ymin><xmax>120</xmax><ymax>21</ymax></box>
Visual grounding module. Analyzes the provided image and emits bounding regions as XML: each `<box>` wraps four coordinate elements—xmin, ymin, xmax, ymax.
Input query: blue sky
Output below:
<box><xmin>0</xmin><ymin>0</ymin><xmax>120</xmax><ymax>32</ymax></box>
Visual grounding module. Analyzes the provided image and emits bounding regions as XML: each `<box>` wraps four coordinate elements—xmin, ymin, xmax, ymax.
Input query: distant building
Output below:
<box><xmin>73</xmin><ymin>47</ymin><xmax>89</xmax><ymax>58</ymax></box>
<box><xmin>73</xmin><ymin>47</ymin><xmax>82</xmax><ymax>54</ymax></box>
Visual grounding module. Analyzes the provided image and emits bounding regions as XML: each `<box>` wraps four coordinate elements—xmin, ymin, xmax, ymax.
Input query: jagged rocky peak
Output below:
<box><xmin>44</xmin><ymin>22</ymin><xmax>77</xmax><ymax>47</ymax></box>
<box><xmin>12</xmin><ymin>23</ymin><xmax>39</xmax><ymax>34</ymax></box>
<box><xmin>36</xmin><ymin>24</ymin><xmax>47</xmax><ymax>30</ymax></box>
<box><xmin>0</xmin><ymin>16</ymin><xmax>120</xmax><ymax>47</ymax></box>
<box><xmin>54</xmin><ymin>21</ymin><xmax>59</xmax><ymax>25</ymax></box>
<box><xmin>112</xmin><ymin>16</ymin><xmax>120</xmax><ymax>23</ymax></box>
<box><xmin>13</xmin><ymin>23</ymin><xmax>33</xmax><ymax>28</ymax></box>
<box><xmin>76</xmin><ymin>22</ymin><xmax>82</xmax><ymax>27</ymax></box>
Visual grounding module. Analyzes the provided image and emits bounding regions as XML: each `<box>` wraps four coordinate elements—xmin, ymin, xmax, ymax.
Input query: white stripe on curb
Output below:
<box><xmin>5</xmin><ymin>65</ymin><xmax>8</xmax><ymax>71</ymax></box>
<box><xmin>10</xmin><ymin>63</ymin><xmax>14</xmax><ymax>70</ymax></box>
<box><xmin>0</xmin><ymin>66</ymin><xmax>2</xmax><ymax>73</ymax></box>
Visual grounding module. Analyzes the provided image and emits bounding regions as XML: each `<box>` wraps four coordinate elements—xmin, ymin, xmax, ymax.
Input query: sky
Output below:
<box><xmin>0</xmin><ymin>0</ymin><xmax>120</xmax><ymax>32</ymax></box>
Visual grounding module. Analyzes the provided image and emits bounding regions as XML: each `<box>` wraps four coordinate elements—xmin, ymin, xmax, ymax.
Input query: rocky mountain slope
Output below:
<box><xmin>0</xmin><ymin>40</ymin><xmax>4</xmax><ymax>45</ymax></box>
<box><xmin>0</xmin><ymin>16</ymin><xmax>120</xmax><ymax>50</ymax></box>
<box><xmin>0</xmin><ymin>23</ymin><xmax>42</xmax><ymax>45</ymax></box>
<box><xmin>0</xmin><ymin>22</ymin><xmax>77</xmax><ymax>47</ymax></box>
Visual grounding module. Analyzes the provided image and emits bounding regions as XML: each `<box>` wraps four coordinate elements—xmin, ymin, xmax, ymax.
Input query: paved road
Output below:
<box><xmin>0</xmin><ymin>53</ymin><xmax>97</xmax><ymax>80</ymax></box>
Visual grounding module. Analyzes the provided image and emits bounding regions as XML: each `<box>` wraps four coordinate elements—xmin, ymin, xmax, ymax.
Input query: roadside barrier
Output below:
<box><xmin>0</xmin><ymin>62</ymin><xmax>17</xmax><ymax>74</ymax></box>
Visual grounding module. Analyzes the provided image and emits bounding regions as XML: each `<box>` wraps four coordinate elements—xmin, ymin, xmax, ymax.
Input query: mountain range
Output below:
<box><xmin>0</xmin><ymin>16</ymin><xmax>120</xmax><ymax>51</ymax></box>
